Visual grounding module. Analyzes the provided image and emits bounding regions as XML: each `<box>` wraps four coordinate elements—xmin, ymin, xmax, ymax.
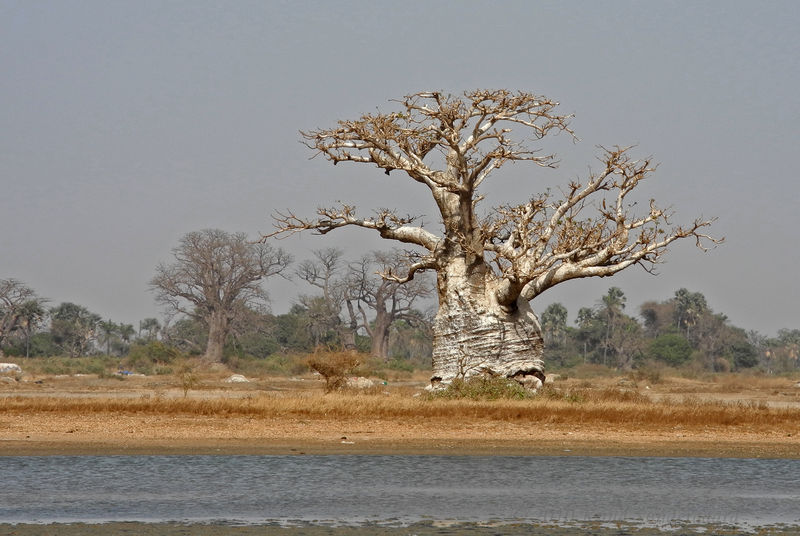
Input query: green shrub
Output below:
<box><xmin>649</xmin><ymin>333</ymin><xmax>692</xmax><ymax>366</ymax></box>
<box><xmin>428</xmin><ymin>376</ymin><xmax>534</xmax><ymax>401</ymax></box>
<box><xmin>123</xmin><ymin>341</ymin><xmax>182</xmax><ymax>374</ymax></box>
<box><xmin>25</xmin><ymin>356</ymin><xmax>119</xmax><ymax>376</ymax></box>
<box><xmin>727</xmin><ymin>341</ymin><xmax>759</xmax><ymax>369</ymax></box>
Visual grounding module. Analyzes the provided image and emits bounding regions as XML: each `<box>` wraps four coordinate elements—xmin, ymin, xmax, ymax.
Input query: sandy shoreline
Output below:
<box><xmin>2</xmin><ymin>413</ymin><xmax>798</xmax><ymax>458</ymax></box>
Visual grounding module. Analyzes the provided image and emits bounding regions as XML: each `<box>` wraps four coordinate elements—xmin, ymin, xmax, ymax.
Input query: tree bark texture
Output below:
<box><xmin>370</xmin><ymin>311</ymin><xmax>392</xmax><ymax>361</ymax></box>
<box><xmin>430</xmin><ymin>258</ymin><xmax>545</xmax><ymax>387</ymax></box>
<box><xmin>204</xmin><ymin>310</ymin><xmax>228</xmax><ymax>363</ymax></box>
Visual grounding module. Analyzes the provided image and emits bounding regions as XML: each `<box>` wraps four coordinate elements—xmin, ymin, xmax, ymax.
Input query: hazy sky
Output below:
<box><xmin>1</xmin><ymin>1</ymin><xmax>798</xmax><ymax>336</ymax></box>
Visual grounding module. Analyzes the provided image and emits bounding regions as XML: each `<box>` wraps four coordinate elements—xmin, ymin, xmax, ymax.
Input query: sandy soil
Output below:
<box><xmin>2</xmin><ymin>373</ymin><xmax>799</xmax><ymax>458</ymax></box>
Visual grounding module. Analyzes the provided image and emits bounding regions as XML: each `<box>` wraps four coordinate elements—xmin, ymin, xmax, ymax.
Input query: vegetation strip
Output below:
<box><xmin>4</xmin><ymin>388</ymin><xmax>799</xmax><ymax>429</ymax></box>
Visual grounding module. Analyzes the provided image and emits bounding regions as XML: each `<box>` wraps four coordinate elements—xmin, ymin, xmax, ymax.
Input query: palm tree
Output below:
<box><xmin>17</xmin><ymin>300</ymin><xmax>46</xmax><ymax>358</ymax></box>
<box><xmin>97</xmin><ymin>319</ymin><xmax>119</xmax><ymax>356</ymax></box>
<box><xmin>541</xmin><ymin>303</ymin><xmax>568</xmax><ymax>347</ymax></box>
<box><xmin>673</xmin><ymin>288</ymin><xmax>707</xmax><ymax>341</ymax></box>
<box><xmin>599</xmin><ymin>287</ymin><xmax>626</xmax><ymax>365</ymax></box>
<box><xmin>139</xmin><ymin>318</ymin><xmax>161</xmax><ymax>341</ymax></box>
<box><xmin>119</xmin><ymin>323</ymin><xmax>136</xmax><ymax>344</ymax></box>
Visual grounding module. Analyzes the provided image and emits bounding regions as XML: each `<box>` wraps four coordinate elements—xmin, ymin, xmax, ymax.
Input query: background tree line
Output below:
<box><xmin>541</xmin><ymin>287</ymin><xmax>797</xmax><ymax>374</ymax></box>
<box><xmin>1</xmin><ymin>230</ymin><xmax>797</xmax><ymax>375</ymax></box>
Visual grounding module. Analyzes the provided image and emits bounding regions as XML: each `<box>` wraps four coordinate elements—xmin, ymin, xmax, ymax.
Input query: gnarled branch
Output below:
<box><xmin>266</xmin><ymin>204</ymin><xmax>441</xmax><ymax>252</ymax></box>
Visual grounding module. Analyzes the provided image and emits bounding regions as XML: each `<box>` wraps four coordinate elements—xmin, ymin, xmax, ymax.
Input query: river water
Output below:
<box><xmin>1</xmin><ymin>455</ymin><xmax>798</xmax><ymax>530</ymax></box>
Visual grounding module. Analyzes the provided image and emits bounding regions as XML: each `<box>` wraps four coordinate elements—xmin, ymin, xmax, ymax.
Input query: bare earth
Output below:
<box><xmin>2</xmin><ymin>374</ymin><xmax>799</xmax><ymax>458</ymax></box>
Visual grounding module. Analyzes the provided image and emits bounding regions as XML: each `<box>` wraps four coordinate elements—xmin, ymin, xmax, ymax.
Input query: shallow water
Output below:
<box><xmin>1</xmin><ymin>455</ymin><xmax>798</xmax><ymax>530</ymax></box>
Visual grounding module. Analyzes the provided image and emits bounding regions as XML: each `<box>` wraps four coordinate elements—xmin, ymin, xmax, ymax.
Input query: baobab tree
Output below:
<box><xmin>297</xmin><ymin>248</ymin><xmax>434</xmax><ymax>358</ymax></box>
<box><xmin>347</xmin><ymin>251</ymin><xmax>434</xmax><ymax>360</ymax></box>
<box><xmin>151</xmin><ymin>229</ymin><xmax>291</xmax><ymax>363</ymax></box>
<box><xmin>267</xmin><ymin>90</ymin><xmax>717</xmax><ymax>387</ymax></box>
<box><xmin>296</xmin><ymin>248</ymin><xmax>355</xmax><ymax>349</ymax></box>
<box><xmin>0</xmin><ymin>278</ymin><xmax>46</xmax><ymax>356</ymax></box>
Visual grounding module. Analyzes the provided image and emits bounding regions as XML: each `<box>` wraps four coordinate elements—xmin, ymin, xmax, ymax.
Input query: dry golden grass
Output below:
<box><xmin>4</xmin><ymin>386</ymin><xmax>799</xmax><ymax>431</ymax></box>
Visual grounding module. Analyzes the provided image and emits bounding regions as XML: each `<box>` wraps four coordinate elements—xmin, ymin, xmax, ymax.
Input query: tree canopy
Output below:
<box><xmin>267</xmin><ymin>90</ymin><xmax>719</xmax><ymax>385</ymax></box>
<box><xmin>150</xmin><ymin>229</ymin><xmax>291</xmax><ymax>362</ymax></box>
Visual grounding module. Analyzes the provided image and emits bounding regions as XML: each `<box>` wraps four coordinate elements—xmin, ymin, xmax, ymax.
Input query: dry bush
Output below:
<box><xmin>631</xmin><ymin>361</ymin><xmax>669</xmax><ymax>384</ymax></box>
<box><xmin>306</xmin><ymin>350</ymin><xmax>363</xmax><ymax>392</ymax></box>
<box><xmin>176</xmin><ymin>361</ymin><xmax>199</xmax><ymax>397</ymax></box>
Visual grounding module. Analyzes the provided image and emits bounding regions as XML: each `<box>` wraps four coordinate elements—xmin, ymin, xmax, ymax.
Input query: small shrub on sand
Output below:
<box><xmin>631</xmin><ymin>361</ymin><xmax>665</xmax><ymax>384</ymax></box>
<box><xmin>307</xmin><ymin>350</ymin><xmax>363</xmax><ymax>392</ymax></box>
<box><xmin>176</xmin><ymin>361</ymin><xmax>199</xmax><ymax>397</ymax></box>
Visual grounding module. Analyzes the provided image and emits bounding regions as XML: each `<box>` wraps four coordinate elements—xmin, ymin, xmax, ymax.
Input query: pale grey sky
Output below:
<box><xmin>1</xmin><ymin>1</ymin><xmax>797</xmax><ymax>335</ymax></box>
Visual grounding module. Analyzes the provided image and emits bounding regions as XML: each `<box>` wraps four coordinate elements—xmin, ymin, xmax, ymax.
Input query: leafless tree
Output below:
<box><xmin>266</xmin><ymin>90</ymin><xmax>718</xmax><ymax>386</ymax></box>
<box><xmin>347</xmin><ymin>251</ymin><xmax>434</xmax><ymax>360</ymax></box>
<box><xmin>296</xmin><ymin>248</ymin><xmax>355</xmax><ymax>350</ymax></box>
<box><xmin>151</xmin><ymin>229</ymin><xmax>291</xmax><ymax>363</ymax></box>
<box><xmin>0</xmin><ymin>278</ymin><xmax>46</xmax><ymax>357</ymax></box>
<box><xmin>297</xmin><ymin>248</ymin><xmax>433</xmax><ymax>358</ymax></box>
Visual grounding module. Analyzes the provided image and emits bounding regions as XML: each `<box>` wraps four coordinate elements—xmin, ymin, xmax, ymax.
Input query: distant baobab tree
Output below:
<box><xmin>151</xmin><ymin>229</ymin><xmax>291</xmax><ymax>363</ymax></box>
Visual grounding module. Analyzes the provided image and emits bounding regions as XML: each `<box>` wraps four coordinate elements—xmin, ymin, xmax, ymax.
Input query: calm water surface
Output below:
<box><xmin>1</xmin><ymin>455</ymin><xmax>798</xmax><ymax>529</ymax></box>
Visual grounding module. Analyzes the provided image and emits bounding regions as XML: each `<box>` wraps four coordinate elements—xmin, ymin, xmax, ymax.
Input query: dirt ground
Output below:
<box><xmin>2</xmin><ymin>372</ymin><xmax>799</xmax><ymax>458</ymax></box>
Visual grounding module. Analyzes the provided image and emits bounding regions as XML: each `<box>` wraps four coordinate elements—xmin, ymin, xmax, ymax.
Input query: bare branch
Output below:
<box><xmin>266</xmin><ymin>204</ymin><xmax>441</xmax><ymax>252</ymax></box>
<box><xmin>270</xmin><ymin>90</ymin><xmax>719</xmax><ymax>337</ymax></box>
<box><xmin>478</xmin><ymin>146</ymin><xmax>721</xmax><ymax>303</ymax></box>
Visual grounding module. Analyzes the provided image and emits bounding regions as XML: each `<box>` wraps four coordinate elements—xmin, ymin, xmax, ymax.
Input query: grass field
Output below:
<box><xmin>2</xmin><ymin>366</ymin><xmax>799</xmax><ymax>458</ymax></box>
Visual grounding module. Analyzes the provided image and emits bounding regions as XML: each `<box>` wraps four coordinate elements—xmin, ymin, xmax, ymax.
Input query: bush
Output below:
<box><xmin>631</xmin><ymin>360</ymin><xmax>665</xmax><ymax>384</ymax></box>
<box><xmin>20</xmin><ymin>356</ymin><xmax>120</xmax><ymax>376</ymax></box>
<box><xmin>123</xmin><ymin>341</ymin><xmax>182</xmax><ymax>375</ymax></box>
<box><xmin>428</xmin><ymin>376</ymin><xmax>534</xmax><ymax>401</ymax></box>
<box><xmin>728</xmin><ymin>341</ymin><xmax>759</xmax><ymax>370</ymax></box>
<box><xmin>176</xmin><ymin>361</ymin><xmax>199</xmax><ymax>397</ymax></box>
<box><xmin>649</xmin><ymin>333</ymin><xmax>692</xmax><ymax>366</ymax></box>
<box><xmin>226</xmin><ymin>353</ymin><xmax>309</xmax><ymax>377</ymax></box>
<box><xmin>306</xmin><ymin>350</ymin><xmax>363</xmax><ymax>392</ymax></box>
<box><xmin>713</xmin><ymin>357</ymin><xmax>732</xmax><ymax>373</ymax></box>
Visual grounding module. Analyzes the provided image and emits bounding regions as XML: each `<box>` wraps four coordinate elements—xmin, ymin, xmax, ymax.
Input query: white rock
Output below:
<box><xmin>224</xmin><ymin>374</ymin><xmax>250</xmax><ymax>383</ymax></box>
<box><xmin>346</xmin><ymin>376</ymin><xmax>374</xmax><ymax>389</ymax></box>
<box><xmin>0</xmin><ymin>363</ymin><xmax>22</xmax><ymax>375</ymax></box>
<box><xmin>519</xmin><ymin>375</ymin><xmax>543</xmax><ymax>391</ymax></box>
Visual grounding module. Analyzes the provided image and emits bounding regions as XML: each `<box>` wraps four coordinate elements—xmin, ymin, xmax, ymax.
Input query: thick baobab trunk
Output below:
<box><xmin>340</xmin><ymin>300</ymin><xmax>359</xmax><ymax>351</ymax></box>
<box><xmin>370</xmin><ymin>311</ymin><xmax>392</xmax><ymax>361</ymax></box>
<box><xmin>430</xmin><ymin>260</ymin><xmax>545</xmax><ymax>389</ymax></box>
<box><xmin>204</xmin><ymin>311</ymin><xmax>228</xmax><ymax>363</ymax></box>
